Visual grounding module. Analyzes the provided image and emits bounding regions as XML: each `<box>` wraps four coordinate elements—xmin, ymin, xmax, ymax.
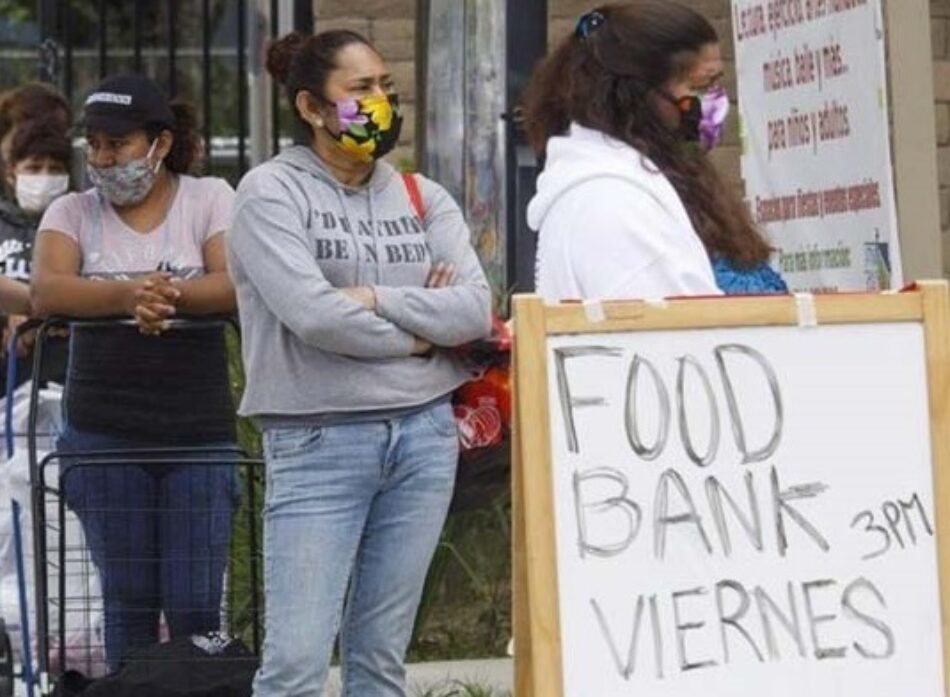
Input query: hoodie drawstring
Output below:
<box><xmin>369</xmin><ymin>187</ymin><xmax>383</xmax><ymax>285</ymax></box>
<box><xmin>333</xmin><ymin>186</ymin><xmax>363</xmax><ymax>285</ymax></box>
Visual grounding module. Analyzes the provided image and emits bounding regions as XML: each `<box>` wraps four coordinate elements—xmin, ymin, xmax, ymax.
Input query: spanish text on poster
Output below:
<box><xmin>732</xmin><ymin>0</ymin><xmax>902</xmax><ymax>291</ymax></box>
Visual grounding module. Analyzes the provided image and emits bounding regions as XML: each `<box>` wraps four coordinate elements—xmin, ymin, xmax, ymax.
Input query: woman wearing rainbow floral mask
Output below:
<box><xmin>524</xmin><ymin>1</ymin><xmax>786</xmax><ymax>300</ymax></box>
<box><xmin>229</xmin><ymin>30</ymin><xmax>491</xmax><ymax>697</ymax></box>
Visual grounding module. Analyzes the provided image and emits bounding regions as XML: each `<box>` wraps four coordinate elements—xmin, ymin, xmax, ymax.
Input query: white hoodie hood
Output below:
<box><xmin>527</xmin><ymin>123</ymin><xmax>720</xmax><ymax>301</ymax></box>
<box><xmin>527</xmin><ymin>123</ymin><xmax>690</xmax><ymax>231</ymax></box>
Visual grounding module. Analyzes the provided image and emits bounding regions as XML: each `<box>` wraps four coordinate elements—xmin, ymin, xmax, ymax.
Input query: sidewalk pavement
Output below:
<box><xmin>325</xmin><ymin>657</ymin><xmax>514</xmax><ymax>696</ymax></box>
<box><xmin>9</xmin><ymin>657</ymin><xmax>515</xmax><ymax>696</ymax></box>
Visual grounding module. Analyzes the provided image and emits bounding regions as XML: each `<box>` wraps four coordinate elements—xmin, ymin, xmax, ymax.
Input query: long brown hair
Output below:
<box><xmin>0</xmin><ymin>82</ymin><xmax>71</xmax><ymax>143</ymax></box>
<box><xmin>145</xmin><ymin>99</ymin><xmax>201</xmax><ymax>175</ymax></box>
<box><xmin>0</xmin><ymin>82</ymin><xmax>71</xmax><ymax>177</ymax></box>
<box><xmin>522</xmin><ymin>1</ymin><xmax>770</xmax><ymax>267</ymax></box>
<box><xmin>8</xmin><ymin>117</ymin><xmax>71</xmax><ymax>167</ymax></box>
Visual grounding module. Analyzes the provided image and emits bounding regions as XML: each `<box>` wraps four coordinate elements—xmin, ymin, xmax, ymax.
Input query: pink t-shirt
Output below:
<box><xmin>38</xmin><ymin>175</ymin><xmax>234</xmax><ymax>280</ymax></box>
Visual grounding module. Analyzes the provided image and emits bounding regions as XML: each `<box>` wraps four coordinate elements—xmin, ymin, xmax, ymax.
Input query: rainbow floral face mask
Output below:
<box><xmin>328</xmin><ymin>93</ymin><xmax>403</xmax><ymax>163</ymax></box>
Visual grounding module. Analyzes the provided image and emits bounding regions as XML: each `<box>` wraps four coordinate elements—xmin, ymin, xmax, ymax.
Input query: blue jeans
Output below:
<box><xmin>252</xmin><ymin>400</ymin><xmax>459</xmax><ymax>697</ymax></box>
<box><xmin>58</xmin><ymin>424</ymin><xmax>240</xmax><ymax>669</ymax></box>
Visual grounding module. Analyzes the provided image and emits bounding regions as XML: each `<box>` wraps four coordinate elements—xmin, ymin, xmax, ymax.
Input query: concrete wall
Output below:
<box><xmin>312</xmin><ymin>0</ymin><xmax>948</xmax><ymax>276</ymax></box>
<box><xmin>931</xmin><ymin>0</ymin><xmax>950</xmax><ymax>272</ymax></box>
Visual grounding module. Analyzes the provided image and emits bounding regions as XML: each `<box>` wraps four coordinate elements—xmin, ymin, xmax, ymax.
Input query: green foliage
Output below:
<box><xmin>414</xmin><ymin>682</ymin><xmax>511</xmax><ymax>697</ymax></box>
<box><xmin>0</xmin><ymin>0</ymin><xmax>31</xmax><ymax>24</ymax></box>
<box><xmin>410</xmin><ymin>496</ymin><xmax>512</xmax><ymax>661</ymax></box>
<box><xmin>224</xmin><ymin>327</ymin><xmax>264</xmax><ymax>649</ymax></box>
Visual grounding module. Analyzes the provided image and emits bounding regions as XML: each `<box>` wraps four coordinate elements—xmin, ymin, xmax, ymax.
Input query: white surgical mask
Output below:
<box><xmin>15</xmin><ymin>173</ymin><xmax>70</xmax><ymax>214</ymax></box>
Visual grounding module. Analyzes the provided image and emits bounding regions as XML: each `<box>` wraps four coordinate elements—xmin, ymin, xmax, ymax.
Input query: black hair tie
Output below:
<box><xmin>575</xmin><ymin>10</ymin><xmax>606</xmax><ymax>40</ymax></box>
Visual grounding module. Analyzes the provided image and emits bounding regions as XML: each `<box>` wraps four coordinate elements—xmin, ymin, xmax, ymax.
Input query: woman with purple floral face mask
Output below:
<box><xmin>524</xmin><ymin>1</ymin><xmax>786</xmax><ymax>300</ymax></box>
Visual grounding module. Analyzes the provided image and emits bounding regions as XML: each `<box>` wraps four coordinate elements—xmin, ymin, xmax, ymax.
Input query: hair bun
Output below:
<box><xmin>266</xmin><ymin>32</ymin><xmax>307</xmax><ymax>85</ymax></box>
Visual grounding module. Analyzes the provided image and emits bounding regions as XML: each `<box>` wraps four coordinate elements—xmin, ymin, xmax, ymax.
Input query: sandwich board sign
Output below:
<box><xmin>511</xmin><ymin>282</ymin><xmax>950</xmax><ymax>697</ymax></box>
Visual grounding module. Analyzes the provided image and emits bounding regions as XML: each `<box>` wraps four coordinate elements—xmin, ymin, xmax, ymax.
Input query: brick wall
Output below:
<box><xmin>312</xmin><ymin>0</ymin><xmax>947</xmax><ymax>275</ymax></box>
<box><xmin>311</xmin><ymin>0</ymin><xmax>739</xmax><ymax>173</ymax></box>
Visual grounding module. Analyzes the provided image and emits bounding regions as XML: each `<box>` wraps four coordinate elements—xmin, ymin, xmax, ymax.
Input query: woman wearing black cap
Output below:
<box><xmin>31</xmin><ymin>74</ymin><xmax>239</xmax><ymax>668</ymax></box>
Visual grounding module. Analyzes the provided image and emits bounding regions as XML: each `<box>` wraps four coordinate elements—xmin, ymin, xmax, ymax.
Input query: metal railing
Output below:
<box><xmin>19</xmin><ymin>0</ymin><xmax>316</xmax><ymax>182</ymax></box>
<box><xmin>21</xmin><ymin>315</ymin><xmax>264</xmax><ymax>685</ymax></box>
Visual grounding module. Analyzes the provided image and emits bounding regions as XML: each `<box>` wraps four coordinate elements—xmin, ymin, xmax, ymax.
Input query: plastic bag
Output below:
<box><xmin>453</xmin><ymin>316</ymin><xmax>511</xmax><ymax>452</ymax></box>
<box><xmin>0</xmin><ymin>381</ymin><xmax>107</xmax><ymax>677</ymax></box>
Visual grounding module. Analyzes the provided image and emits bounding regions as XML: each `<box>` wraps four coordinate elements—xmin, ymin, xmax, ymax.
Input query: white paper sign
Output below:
<box><xmin>546</xmin><ymin>323</ymin><xmax>943</xmax><ymax>696</ymax></box>
<box><xmin>732</xmin><ymin>0</ymin><xmax>902</xmax><ymax>292</ymax></box>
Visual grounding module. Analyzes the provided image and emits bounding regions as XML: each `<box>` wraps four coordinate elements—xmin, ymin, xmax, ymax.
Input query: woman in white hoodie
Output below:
<box><xmin>524</xmin><ymin>1</ymin><xmax>783</xmax><ymax>301</ymax></box>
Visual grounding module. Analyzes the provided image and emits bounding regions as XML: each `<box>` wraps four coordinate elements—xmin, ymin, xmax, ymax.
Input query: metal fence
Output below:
<box><xmin>0</xmin><ymin>0</ymin><xmax>314</xmax><ymax>184</ymax></box>
<box><xmin>1</xmin><ymin>0</ymin><xmax>549</xmax><ymax>292</ymax></box>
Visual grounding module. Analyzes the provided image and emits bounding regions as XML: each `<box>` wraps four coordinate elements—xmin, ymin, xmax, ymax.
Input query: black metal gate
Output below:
<box><xmin>504</xmin><ymin>0</ymin><xmax>546</xmax><ymax>295</ymax></box>
<box><xmin>0</xmin><ymin>0</ymin><xmax>314</xmax><ymax>183</ymax></box>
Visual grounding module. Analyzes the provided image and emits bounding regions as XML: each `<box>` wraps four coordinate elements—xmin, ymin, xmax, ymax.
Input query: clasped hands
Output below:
<box><xmin>126</xmin><ymin>272</ymin><xmax>181</xmax><ymax>336</ymax></box>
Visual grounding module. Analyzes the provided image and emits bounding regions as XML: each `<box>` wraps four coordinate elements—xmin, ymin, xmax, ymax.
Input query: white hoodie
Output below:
<box><xmin>527</xmin><ymin>123</ymin><xmax>722</xmax><ymax>301</ymax></box>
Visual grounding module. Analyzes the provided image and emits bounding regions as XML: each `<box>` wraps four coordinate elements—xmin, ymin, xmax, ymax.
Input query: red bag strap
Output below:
<box><xmin>401</xmin><ymin>172</ymin><xmax>425</xmax><ymax>221</ymax></box>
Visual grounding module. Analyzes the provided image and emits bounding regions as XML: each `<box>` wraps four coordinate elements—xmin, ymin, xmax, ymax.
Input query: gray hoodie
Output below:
<box><xmin>227</xmin><ymin>145</ymin><xmax>492</xmax><ymax>420</ymax></box>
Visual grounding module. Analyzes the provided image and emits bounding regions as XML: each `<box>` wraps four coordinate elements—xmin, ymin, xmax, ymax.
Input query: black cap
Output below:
<box><xmin>82</xmin><ymin>74</ymin><xmax>175</xmax><ymax>136</ymax></box>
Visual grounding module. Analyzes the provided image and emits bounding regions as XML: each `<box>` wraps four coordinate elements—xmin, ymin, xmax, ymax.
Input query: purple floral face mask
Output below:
<box><xmin>698</xmin><ymin>86</ymin><xmax>730</xmax><ymax>149</ymax></box>
<box><xmin>667</xmin><ymin>86</ymin><xmax>730</xmax><ymax>149</ymax></box>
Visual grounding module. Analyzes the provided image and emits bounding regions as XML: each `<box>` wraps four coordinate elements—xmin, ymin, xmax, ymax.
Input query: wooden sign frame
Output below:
<box><xmin>512</xmin><ymin>281</ymin><xmax>950</xmax><ymax>697</ymax></box>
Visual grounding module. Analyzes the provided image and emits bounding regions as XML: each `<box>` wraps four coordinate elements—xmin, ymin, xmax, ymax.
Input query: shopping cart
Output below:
<box><xmin>22</xmin><ymin>316</ymin><xmax>264</xmax><ymax>693</ymax></box>
<box><xmin>1</xmin><ymin>317</ymin><xmax>64</xmax><ymax>697</ymax></box>
<box><xmin>1</xmin><ymin>500</ymin><xmax>35</xmax><ymax>697</ymax></box>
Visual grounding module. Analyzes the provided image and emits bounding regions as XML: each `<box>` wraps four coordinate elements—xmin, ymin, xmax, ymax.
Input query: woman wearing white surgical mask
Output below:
<box><xmin>0</xmin><ymin>118</ymin><xmax>72</xmax><ymax>344</ymax></box>
<box><xmin>31</xmin><ymin>73</ymin><xmax>240</xmax><ymax>670</ymax></box>
<box><xmin>15</xmin><ymin>171</ymin><xmax>69</xmax><ymax>213</ymax></box>
<box><xmin>12</xmin><ymin>163</ymin><xmax>69</xmax><ymax>214</ymax></box>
